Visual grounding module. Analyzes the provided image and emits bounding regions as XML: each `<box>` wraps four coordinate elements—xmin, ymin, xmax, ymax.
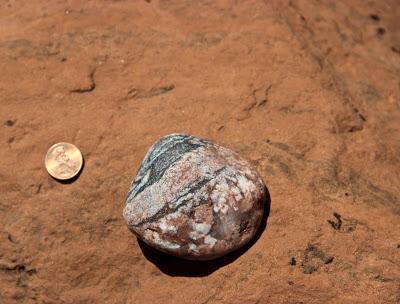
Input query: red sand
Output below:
<box><xmin>1</xmin><ymin>1</ymin><xmax>399</xmax><ymax>303</ymax></box>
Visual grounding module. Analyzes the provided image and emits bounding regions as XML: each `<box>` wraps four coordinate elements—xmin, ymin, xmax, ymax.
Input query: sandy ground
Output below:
<box><xmin>1</xmin><ymin>1</ymin><xmax>400</xmax><ymax>303</ymax></box>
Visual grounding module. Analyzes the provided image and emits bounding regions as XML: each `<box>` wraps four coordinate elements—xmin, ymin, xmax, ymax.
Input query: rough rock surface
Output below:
<box><xmin>1</xmin><ymin>1</ymin><xmax>400</xmax><ymax>303</ymax></box>
<box><xmin>124</xmin><ymin>134</ymin><xmax>266</xmax><ymax>260</ymax></box>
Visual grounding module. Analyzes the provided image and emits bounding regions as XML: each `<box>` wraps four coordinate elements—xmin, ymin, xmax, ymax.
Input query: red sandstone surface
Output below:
<box><xmin>1</xmin><ymin>1</ymin><xmax>399</xmax><ymax>303</ymax></box>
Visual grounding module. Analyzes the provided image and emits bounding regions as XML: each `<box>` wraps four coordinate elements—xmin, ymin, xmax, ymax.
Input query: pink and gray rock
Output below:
<box><xmin>123</xmin><ymin>134</ymin><xmax>266</xmax><ymax>260</ymax></box>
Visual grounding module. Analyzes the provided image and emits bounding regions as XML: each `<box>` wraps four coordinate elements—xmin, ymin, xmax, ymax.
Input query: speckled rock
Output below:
<box><xmin>123</xmin><ymin>134</ymin><xmax>266</xmax><ymax>260</ymax></box>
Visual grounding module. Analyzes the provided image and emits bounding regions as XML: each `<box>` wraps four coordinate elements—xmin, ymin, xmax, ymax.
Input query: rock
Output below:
<box><xmin>123</xmin><ymin>134</ymin><xmax>266</xmax><ymax>260</ymax></box>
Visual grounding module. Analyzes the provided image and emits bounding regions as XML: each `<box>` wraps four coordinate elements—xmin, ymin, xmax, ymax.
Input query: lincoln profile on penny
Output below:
<box><xmin>123</xmin><ymin>134</ymin><xmax>267</xmax><ymax>260</ymax></box>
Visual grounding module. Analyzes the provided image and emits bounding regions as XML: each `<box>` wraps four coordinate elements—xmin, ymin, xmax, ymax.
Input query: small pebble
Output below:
<box><xmin>123</xmin><ymin>134</ymin><xmax>266</xmax><ymax>260</ymax></box>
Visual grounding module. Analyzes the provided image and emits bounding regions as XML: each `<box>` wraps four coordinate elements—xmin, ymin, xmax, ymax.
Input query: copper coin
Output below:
<box><xmin>45</xmin><ymin>143</ymin><xmax>83</xmax><ymax>180</ymax></box>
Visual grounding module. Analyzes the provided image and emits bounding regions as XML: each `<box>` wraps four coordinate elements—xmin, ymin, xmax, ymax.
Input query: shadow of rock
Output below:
<box><xmin>138</xmin><ymin>186</ymin><xmax>271</xmax><ymax>277</ymax></box>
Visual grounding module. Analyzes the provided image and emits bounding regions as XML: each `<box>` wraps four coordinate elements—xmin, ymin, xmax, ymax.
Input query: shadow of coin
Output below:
<box><xmin>138</xmin><ymin>186</ymin><xmax>271</xmax><ymax>277</ymax></box>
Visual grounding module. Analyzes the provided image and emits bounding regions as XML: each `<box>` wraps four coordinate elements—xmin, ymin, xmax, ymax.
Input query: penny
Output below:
<box><xmin>45</xmin><ymin>143</ymin><xmax>83</xmax><ymax>180</ymax></box>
